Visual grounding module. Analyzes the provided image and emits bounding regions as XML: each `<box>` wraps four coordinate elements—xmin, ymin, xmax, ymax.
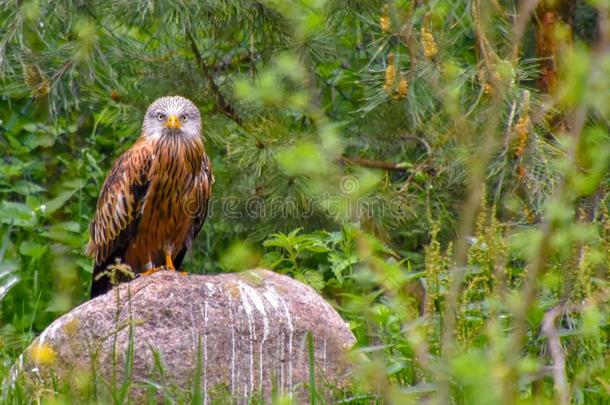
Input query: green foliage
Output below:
<box><xmin>1</xmin><ymin>0</ymin><xmax>610</xmax><ymax>403</ymax></box>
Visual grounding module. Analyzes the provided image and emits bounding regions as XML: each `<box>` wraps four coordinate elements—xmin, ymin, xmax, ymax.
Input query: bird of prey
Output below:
<box><xmin>86</xmin><ymin>96</ymin><xmax>213</xmax><ymax>298</ymax></box>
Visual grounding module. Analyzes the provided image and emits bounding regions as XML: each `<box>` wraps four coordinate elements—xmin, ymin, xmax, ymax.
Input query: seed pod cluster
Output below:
<box><xmin>514</xmin><ymin>91</ymin><xmax>531</xmax><ymax>180</ymax></box>
<box><xmin>24</xmin><ymin>64</ymin><xmax>49</xmax><ymax>98</ymax></box>
<box><xmin>380</xmin><ymin>5</ymin><xmax>392</xmax><ymax>34</ymax></box>
<box><xmin>383</xmin><ymin>53</ymin><xmax>396</xmax><ymax>93</ymax></box>
<box><xmin>421</xmin><ymin>27</ymin><xmax>438</xmax><ymax>58</ymax></box>
<box><xmin>383</xmin><ymin>53</ymin><xmax>409</xmax><ymax>100</ymax></box>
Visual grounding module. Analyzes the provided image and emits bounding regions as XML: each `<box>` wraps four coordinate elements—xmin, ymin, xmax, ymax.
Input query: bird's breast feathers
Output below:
<box><xmin>123</xmin><ymin>135</ymin><xmax>211</xmax><ymax>268</ymax></box>
<box><xmin>142</xmin><ymin>136</ymin><xmax>207</xmax><ymax>214</ymax></box>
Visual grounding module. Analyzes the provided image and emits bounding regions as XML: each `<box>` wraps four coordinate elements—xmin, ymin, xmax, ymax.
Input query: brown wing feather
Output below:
<box><xmin>191</xmin><ymin>151</ymin><xmax>213</xmax><ymax>240</ymax></box>
<box><xmin>86</xmin><ymin>137</ymin><xmax>153</xmax><ymax>264</ymax></box>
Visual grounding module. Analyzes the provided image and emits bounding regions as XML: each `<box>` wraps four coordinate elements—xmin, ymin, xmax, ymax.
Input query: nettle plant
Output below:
<box><xmin>259</xmin><ymin>197</ymin><xmax>609</xmax><ymax>403</ymax></box>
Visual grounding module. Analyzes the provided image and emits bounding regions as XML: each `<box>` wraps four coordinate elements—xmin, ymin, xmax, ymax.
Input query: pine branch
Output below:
<box><xmin>187</xmin><ymin>31</ymin><xmax>242</xmax><ymax>125</ymax></box>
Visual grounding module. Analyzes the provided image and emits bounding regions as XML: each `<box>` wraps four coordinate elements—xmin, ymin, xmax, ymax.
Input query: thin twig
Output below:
<box><xmin>187</xmin><ymin>30</ymin><xmax>242</xmax><ymax>125</ymax></box>
<box><xmin>511</xmin><ymin>0</ymin><xmax>542</xmax><ymax>64</ymax></box>
<box><xmin>337</xmin><ymin>156</ymin><xmax>409</xmax><ymax>172</ymax></box>
<box><xmin>338</xmin><ymin>134</ymin><xmax>431</xmax><ymax>174</ymax></box>
<box><xmin>399</xmin><ymin>158</ymin><xmax>432</xmax><ymax>193</ymax></box>
<box><xmin>397</xmin><ymin>2</ymin><xmax>418</xmax><ymax>83</ymax></box>
<box><xmin>400</xmin><ymin>134</ymin><xmax>433</xmax><ymax>156</ymax></box>
<box><xmin>541</xmin><ymin>306</ymin><xmax>569</xmax><ymax>405</ymax></box>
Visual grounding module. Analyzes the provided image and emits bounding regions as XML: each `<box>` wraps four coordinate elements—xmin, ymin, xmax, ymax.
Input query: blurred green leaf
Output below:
<box><xmin>0</xmin><ymin>202</ymin><xmax>36</xmax><ymax>228</ymax></box>
<box><xmin>19</xmin><ymin>241</ymin><xmax>47</xmax><ymax>260</ymax></box>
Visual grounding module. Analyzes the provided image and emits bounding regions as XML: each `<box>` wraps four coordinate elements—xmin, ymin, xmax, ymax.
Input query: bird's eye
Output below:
<box><xmin>180</xmin><ymin>114</ymin><xmax>188</xmax><ymax>123</ymax></box>
<box><xmin>157</xmin><ymin>113</ymin><xmax>166</xmax><ymax>121</ymax></box>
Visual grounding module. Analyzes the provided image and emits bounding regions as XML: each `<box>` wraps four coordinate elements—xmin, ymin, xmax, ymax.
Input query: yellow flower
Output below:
<box><xmin>514</xmin><ymin>91</ymin><xmax>531</xmax><ymax>158</ymax></box>
<box><xmin>380</xmin><ymin>15</ymin><xmax>391</xmax><ymax>33</ymax></box>
<box><xmin>111</xmin><ymin>88</ymin><xmax>121</xmax><ymax>102</ymax></box>
<box><xmin>383</xmin><ymin>53</ymin><xmax>396</xmax><ymax>94</ymax></box>
<box><xmin>29</xmin><ymin>343</ymin><xmax>56</xmax><ymax>365</ymax></box>
<box><xmin>394</xmin><ymin>77</ymin><xmax>408</xmax><ymax>100</ymax></box>
<box><xmin>24</xmin><ymin>64</ymin><xmax>42</xmax><ymax>89</ymax></box>
<box><xmin>383</xmin><ymin>65</ymin><xmax>396</xmax><ymax>93</ymax></box>
<box><xmin>23</xmin><ymin>64</ymin><xmax>49</xmax><ymax>98</ymax></box>
<box><xmin>514</xmin><ymin>114</ymin><xmax>530</xmax><ymax>158</ymax></box>
<box><xmin>421</xmin><ymin>27</ymin><xmax>438</xmax><ymax>58</ymax></box>
<box><xmin>387</xmin><ymin>52</ymin><xmax>395</xmax><ymax>65</ymax></box>
<box><xmin>380</xmin><ymin>4</ymin><xmax>391</xmax><ymax>33</ymax></box>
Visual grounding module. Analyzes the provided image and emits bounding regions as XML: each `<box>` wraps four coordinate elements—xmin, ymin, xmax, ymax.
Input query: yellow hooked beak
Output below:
<box><xmin>165</xmin><ymin>114</ymin><xmax>182</xmax><ymax>129</ymax></box>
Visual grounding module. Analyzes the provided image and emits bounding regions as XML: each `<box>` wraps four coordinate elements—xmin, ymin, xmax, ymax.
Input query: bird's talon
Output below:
<box><xmin>141</xmin><ymin>266</ymin><xmax>163</xmax><ymax>276</ymax></box>
<box><xmin>165</xmin><ymin>254</ymin><xmax>175</xmax><ymax>271</ymax></box>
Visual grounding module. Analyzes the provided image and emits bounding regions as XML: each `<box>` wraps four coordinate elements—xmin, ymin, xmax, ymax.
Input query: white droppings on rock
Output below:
<box><xmin>323</xmin><ymin>338</ymin><xmax>327</xmax><ymax>373</ymax></box>
<box><xmin>189</xmin><ymin>303</ymin><xmax>198</xmax><ymax>353</ymax></box>
<box><xmin>237</xmin><ymin>281</ymin><xmax>255</xmax><ymax>397</ymax></box>
<box><xmin>269</xmin><ymin>285</ymin><xmax>294</xmax><ymax>388</ymax></box>
<box><xmin>203</xmin><ymin>299</ymin><xmax>209</xmax><ymax>405</ymax></box>
<box><xmin>262</xmin><ymin>286</ymin><xmax>280</xmax><ymax>311</ymax></box>
<box><xmin>240</xmin><ymin>282</ymin><xmax>270</xmax><ymax>390</ymax></box>
<box><xmin>204</xmin><ymin>282</ymin><xmax>216</xmax><ymax>296</ymax></box>
<box><xmin>240</xmin><ymin>283</ymin><xmax>269</xmax><ymax>340</ymax></box>
<box><xmin>224</xmin><ymin>289</ymin><xmax>237</xmax><ymax>397</ymax></box>
<box><xmin>278</xmin><ymin>330</ymin><xmax>284</xmax><ymax>391</ymax></box>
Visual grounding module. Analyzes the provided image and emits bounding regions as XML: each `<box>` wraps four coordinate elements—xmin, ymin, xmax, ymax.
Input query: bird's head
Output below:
<box><xmin>142</xmin><ymin>96</ymin><xmax>202</xmax><ymax>140</ymax></box>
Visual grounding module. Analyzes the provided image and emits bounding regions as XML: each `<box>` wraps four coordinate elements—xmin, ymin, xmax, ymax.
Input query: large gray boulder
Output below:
<box><xmin>11</xmin><ymin>269</ymin><xmax>356</xmax><ymax>402</ymax></box>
